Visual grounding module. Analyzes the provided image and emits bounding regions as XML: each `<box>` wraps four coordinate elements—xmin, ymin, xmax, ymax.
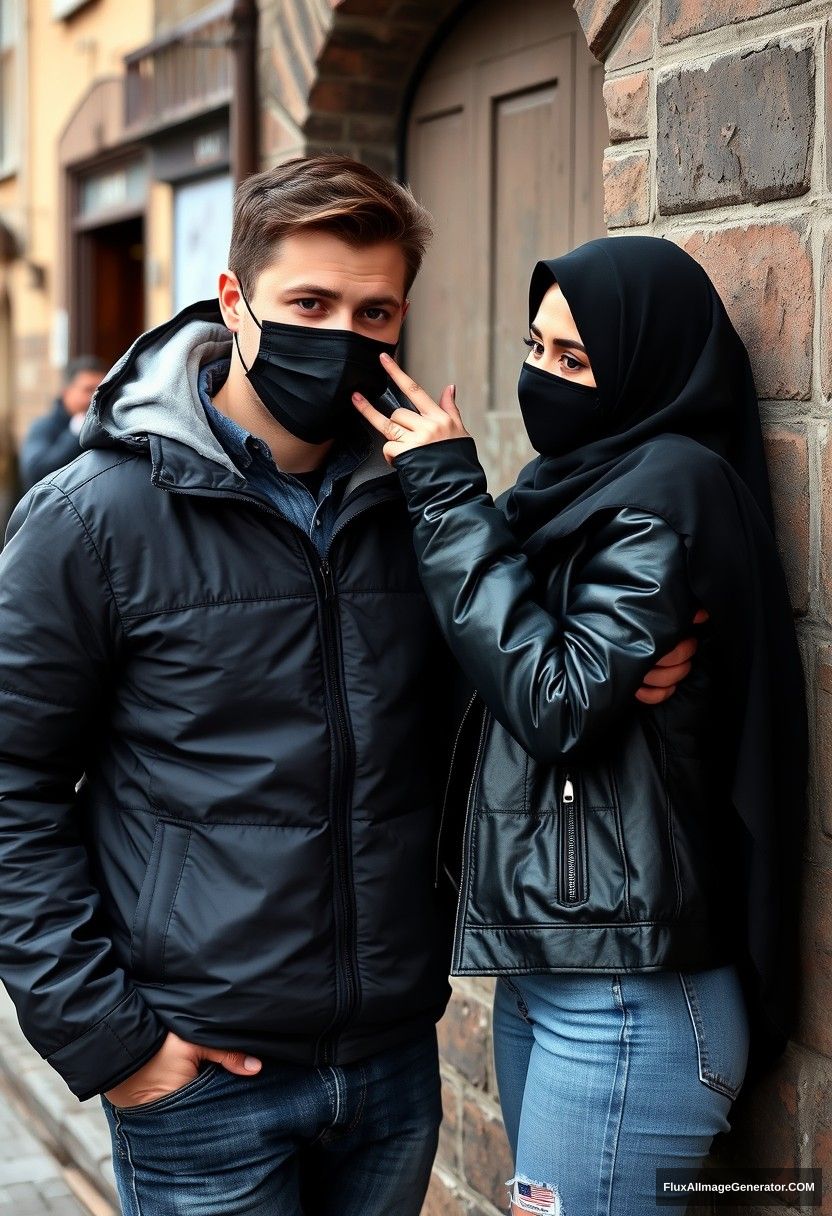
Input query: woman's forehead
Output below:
<box><xmin>532</xmin><ymin>282</ymin><xmax>584</xmax><ymax>344</ymax></box>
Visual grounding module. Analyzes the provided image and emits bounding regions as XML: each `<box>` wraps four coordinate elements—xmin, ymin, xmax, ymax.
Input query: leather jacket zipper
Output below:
<box><xmin>560</xmin><ymin>773</ymin><xmax>586</xmax><ymax>904</ymax></box>
<box><xmin>563</xmin><ymin>777</ymin><xmax>578</xmax><ymax>902</ymax></box>
<box><xmin>451</xmin><ymin>703</ymin><xmax>489</xmax><ymax>972</ymax></box>
<box><xmin>434</xmin><ymin>691</ymin><xmax>479</xmax><ymax>887</ymax></box>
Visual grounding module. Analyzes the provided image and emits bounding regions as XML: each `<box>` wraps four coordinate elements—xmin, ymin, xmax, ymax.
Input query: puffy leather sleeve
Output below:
<box><xmin>0</xmin><ymin>482</ymin><xmax>167</xmax><ymax>1100</ymax></box>
<box><xmin>394</xmin><ymin>437</ymin><xmax>699</xmax><ymax>762</ymax></box>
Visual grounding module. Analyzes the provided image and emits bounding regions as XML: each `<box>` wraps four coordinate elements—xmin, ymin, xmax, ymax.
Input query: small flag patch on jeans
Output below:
<box><xmin>509</xmin><ymin>1176</ymin><xmax>561</xmax><ymax>1215</ymax></box>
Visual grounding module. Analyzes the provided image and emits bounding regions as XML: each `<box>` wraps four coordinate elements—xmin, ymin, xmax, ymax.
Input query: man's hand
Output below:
<box><xmin>636</xmin><ymin>609</ymin><xmax>710</xmax><ymax>704</ymax></box>
<box><xmin>103</xmin><ymin>1030</ymin><xmax>262</xmax><ymax>1109</ymax></box>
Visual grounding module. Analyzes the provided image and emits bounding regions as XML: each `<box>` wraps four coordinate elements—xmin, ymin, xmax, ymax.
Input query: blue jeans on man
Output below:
<box><xmin>101</xmin><ymin>1031</ymin><xmax>441</xmax><ymax>1215</ymax></box>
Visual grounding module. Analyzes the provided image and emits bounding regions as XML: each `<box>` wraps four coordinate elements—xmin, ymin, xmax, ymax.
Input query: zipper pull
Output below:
<box><xmin>320</xmin><ymin>560</ymin><xmax>335</xmax><ymax>601</ymax></box>
<box><xmin>562</xmin><ymin>776</ymin><xmax>574</xmax><ymax>804</ymax></box>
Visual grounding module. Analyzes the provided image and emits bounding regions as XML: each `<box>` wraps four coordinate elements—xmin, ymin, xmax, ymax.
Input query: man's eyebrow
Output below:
<box><xmin>280</xmin><ymin>285</ymin><xmax>403</xmax><ymax>309</ymax></box>
<box><xmin>529</xmin><ymin>322</ymin><xmax>586</xmax><ymax>354</ymax></box>
<box><xmin>360</xmin><ymin>295</ymin><xmax>403</xmax><ymax>310</ymax></box>
<box><xmin>281</xmin><ymin>284</ymin><xmax>341</xmax><ymax>300</ymax></box>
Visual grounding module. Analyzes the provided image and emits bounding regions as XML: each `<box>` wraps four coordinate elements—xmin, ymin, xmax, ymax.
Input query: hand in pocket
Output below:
<box><xmin>103</xmin><ymin>1030</ymin><xmax>262</xmax><ymax>1109</ymax></box>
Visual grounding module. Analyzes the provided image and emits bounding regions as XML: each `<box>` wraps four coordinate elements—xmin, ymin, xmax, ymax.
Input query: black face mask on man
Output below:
<box><xmin>517</xmin><ymin>361</ymin><xmax>605</xmax><ymax>458</ymax></box>
<box><xmin>234</xmin><ymin>289</ymin><xmax>398</xmax><ymax>445</ymax></box>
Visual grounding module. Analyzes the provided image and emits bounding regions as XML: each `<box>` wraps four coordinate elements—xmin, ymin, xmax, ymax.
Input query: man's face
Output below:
<box><xmin>62</xmin><ymin>370</ymin><xmax>102</xmax><ymax>416</ymax></box>
<box><xmin>221</xmin><ymin>230</ymin><xmax>409</xmax><ymax>369</ymax></box>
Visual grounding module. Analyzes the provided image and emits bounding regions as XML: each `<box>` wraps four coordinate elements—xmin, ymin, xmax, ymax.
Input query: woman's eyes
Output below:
<box><xmin>522</xmin><ymin>336</ymin><xmax>584</xmax><ymax>372</ymax></box>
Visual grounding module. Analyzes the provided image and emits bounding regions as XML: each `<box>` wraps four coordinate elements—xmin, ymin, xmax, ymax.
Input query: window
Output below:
<box><xmin>0</xmin><ymin>0</ymin><xmax>17</xmax><ymax>174</ymax></box>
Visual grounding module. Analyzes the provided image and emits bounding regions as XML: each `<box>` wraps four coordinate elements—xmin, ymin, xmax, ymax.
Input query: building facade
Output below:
<box><xmin>0</xmin><ymin>1</ymin><xmax>830</xmax><ymax>1212</ymax></box>
<box><xmin>0</xmin><ymin>0</ymin><xmax>255</xmax><ymax>500</ymax></box>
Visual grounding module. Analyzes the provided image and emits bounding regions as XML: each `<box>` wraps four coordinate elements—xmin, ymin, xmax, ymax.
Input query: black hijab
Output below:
<box><xmin>500</xmin><ymin>236</ymin><xmax>807</xmax><ymax>1085</ymax></box>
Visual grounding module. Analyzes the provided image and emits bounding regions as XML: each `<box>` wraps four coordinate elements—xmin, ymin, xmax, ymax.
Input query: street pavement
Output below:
<box><xmin>0</xmin><ymin>989</ymin><xmax>116</xmax><ymax>1215</ymax></box>
<box><xmin>0</xmin><ymin>1079</ymin><xmax>113</xmax><ymax>1214</ymax></box>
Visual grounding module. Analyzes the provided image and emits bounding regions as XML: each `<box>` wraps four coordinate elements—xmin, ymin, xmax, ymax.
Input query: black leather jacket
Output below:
<box><xmin>395</xmin><ymin>437</ymin><xmax>743</xmax><ymax>977</ymax></box>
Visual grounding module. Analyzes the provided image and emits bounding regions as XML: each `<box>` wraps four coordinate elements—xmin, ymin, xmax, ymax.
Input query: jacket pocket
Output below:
<box><xmin>130</xmin><ymin>819</ymin><xmax>191</xmax><ymax>983</ymax></box>
<box><xmin>679</xmin><ymin>965</ymin><xmax>749</xmax><ymax>1100</ymax></box>
<box><xmin>558</xmin><ymin>773</ymin><xmax>587</xmax><ymax>906</ymax></box>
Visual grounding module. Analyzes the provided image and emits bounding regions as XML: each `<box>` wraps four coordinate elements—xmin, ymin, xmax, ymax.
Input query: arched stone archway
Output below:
<box><xmin>258</xmin><ymin>0</ymin><xmax>639</xmax><ymax>172</ymax></box>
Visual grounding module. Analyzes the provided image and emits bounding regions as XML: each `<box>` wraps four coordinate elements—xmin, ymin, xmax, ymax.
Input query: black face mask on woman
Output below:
<box><xmin>517</xmin><ymin>361</ymin><xmax>604</xmax><ymax>457</ymax></box>
<box><xmin>234</xmin><ymin>290</ymin><xmax>398</xmax><ymax>445</ymax></box>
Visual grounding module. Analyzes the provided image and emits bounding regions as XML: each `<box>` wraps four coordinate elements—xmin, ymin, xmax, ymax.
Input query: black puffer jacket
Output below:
<box><xmin>395</xmin><ymin>438</ymin><xmax>742</xmax><ymax>977</ymax></box>
<box><xmin>0</xmin><ymin>303</ymin><xmax>453</xmax><ymax>1102</ymax></box>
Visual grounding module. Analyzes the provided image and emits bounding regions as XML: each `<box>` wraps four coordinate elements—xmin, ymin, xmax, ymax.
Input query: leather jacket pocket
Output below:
<box><xmin>130</xmin><ymin>819</ymin><xmax>191</xmax><ymax>983</ymax></box>
<box><xmin>679</xmin><ymin>965</ymin><xmax>749</xmax><ymax>1100</ymax></box>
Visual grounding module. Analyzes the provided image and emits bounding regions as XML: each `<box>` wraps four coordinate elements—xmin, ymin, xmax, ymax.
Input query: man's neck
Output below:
<box><xmin>211</xmin><ymin>358</ymin><xmax>334</xmax><ymax>473</ymax></box>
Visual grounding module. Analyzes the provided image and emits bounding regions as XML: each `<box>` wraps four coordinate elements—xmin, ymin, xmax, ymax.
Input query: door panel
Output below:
<box><xmin>406</xmin><ymin>0</ymin><xmax>607</xmax><ymax>492</ymax></box>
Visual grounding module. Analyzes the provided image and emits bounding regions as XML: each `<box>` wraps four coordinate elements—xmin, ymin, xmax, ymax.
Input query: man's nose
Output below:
<box><xmin>320</xmin><ymin>310</ymin><xmax>358</xmax><ymax>331</ymax></box>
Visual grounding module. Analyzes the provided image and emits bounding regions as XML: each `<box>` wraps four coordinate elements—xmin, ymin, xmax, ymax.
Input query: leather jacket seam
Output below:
<box><xmin>465</xmin><ymin>918</ymin><xmax>707</xmax><ymax>930</ymax></box>
<box><xmin>658</xmin><ymin>704</ymin><xmax>684</xmax><ymax>920</ymax></box>
<box><xmin>608</xmin><ymin>764</ymin><xmax>632</xmax><ymax>922</ymax></box>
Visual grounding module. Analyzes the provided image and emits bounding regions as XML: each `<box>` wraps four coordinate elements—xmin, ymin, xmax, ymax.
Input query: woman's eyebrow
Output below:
<box><xmin>530</xmin><ymin>323</ymin><xmax>587</xmax><ymax>354</ymax></box>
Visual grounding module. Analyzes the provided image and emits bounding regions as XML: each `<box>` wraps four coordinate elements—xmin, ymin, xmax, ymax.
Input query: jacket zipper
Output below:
<box><xmin>560</xmin><ymin>773</ymin><xmax>587</xmax><ymax>905</ymax></box>
<box><xmin>451</xmin><ymin>703</ymin><xmax>489</xmax><ymax>972</ymax></box>
<box><xmin>315</xmin><ymin>554</ymin><xmax>358</xmax><ymax>1063</ymax></box>
<box><xmin>156</xmin><ymin>477</ymin><xmax>398</xmax><ymax>1064</ymax></box>
<box><xmin>434</xmin><ymin>691</ymin><xmax>478</xmax><ymax>887</ymax></box>
<box><xmin>562</xmin><ymin>776</ymin><xmax>579</xmax><ymax>903</ymax></box>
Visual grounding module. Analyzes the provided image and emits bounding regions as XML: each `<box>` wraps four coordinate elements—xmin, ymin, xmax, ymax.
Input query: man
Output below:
<box><xmin>19</xmin><ymin>355</ymin><xmax>104</xmax><ymax>491</ymax></box>
<box><xmin>0</xmin><ymin>156</ymin><xmax>697</xmax><ymax>1215</ymax></box>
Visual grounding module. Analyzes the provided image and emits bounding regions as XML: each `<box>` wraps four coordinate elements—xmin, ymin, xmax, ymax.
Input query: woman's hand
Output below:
<box><xmin>352</xmin><ymin>352</ymin><xmax>470</xmax><ymax>466</ymax></box>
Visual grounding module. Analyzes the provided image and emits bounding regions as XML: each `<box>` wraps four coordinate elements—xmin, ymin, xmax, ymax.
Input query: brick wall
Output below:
<box><xmin>258</xmin><ymin>1</ymin><xmax>832</xmax><ymax>1212</ymax></box>
<box><xmin>601</xmin><ymin>5</ymin><xmax>831</xmax><ymax>1203</ymax></box>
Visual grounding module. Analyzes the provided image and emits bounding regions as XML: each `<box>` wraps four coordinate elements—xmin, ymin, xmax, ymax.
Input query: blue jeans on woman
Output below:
<box><xmin>493</xmin><ymin>964</ymin><xmax>749</xmax><ymax>1216</ymax></box>
<box><xmin>100</xmin><ymin>1030</ymin><xmax>441</xmax><ymax>1216</ymax></box>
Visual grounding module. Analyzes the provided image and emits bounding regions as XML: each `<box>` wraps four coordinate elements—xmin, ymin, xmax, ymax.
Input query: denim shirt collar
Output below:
<box><xmin>196</xmin><ymin>357</ymin><xmax>372</xmax><ymax>485</ymax></box>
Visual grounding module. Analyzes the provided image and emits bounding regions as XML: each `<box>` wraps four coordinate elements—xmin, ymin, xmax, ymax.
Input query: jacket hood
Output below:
<box><xmin>80</xmin><ymin>299</ymin><xmax>238</xmax><ymax>475</ymax></box>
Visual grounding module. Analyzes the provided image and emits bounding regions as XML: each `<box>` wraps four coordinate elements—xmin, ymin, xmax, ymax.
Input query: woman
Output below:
<box><xmin>352</xmin><ymin>235</ymin><xmax>807</xmax><ymax>1215</ymax></box>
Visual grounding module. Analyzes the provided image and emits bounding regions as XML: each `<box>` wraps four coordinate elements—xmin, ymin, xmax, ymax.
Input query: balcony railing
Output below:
<box><xmin>124</xmin><ymin>0</ymin><xmax>233</xmax><ymax>135</ymax></box>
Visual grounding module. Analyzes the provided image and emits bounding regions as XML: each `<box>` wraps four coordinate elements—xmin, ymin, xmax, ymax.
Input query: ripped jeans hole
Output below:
<box><xmin>506</xmin><ymin>1174</ymin><xmax>562</xmax><ymax>1215</ymax></box>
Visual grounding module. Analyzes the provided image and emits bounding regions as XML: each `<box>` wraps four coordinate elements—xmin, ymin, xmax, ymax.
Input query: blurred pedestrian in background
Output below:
<box><xmin>19</xmin><ymin>356</ymin><xmax>105</xmax><ymax>492</ymax></box>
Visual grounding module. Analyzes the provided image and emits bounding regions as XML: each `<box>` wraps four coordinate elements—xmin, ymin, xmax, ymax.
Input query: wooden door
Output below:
<box><xmin>406</xmin><ymin>0</ymin><xmax>608</xmax><ymax>491</ymax></box>
<box><xmin>82</xmin><ymin>216</ymin><xmax>145</xmax><ymax>368</ymax></box>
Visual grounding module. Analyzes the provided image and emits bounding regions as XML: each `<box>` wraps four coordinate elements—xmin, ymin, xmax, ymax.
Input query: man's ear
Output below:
<box><xmin>401</xmin><ymin>299</ymin><xmax>410</xmax><ymax>323</ymax></box>
<box><xmin>218</xmin><ymin>271</ymin><xmax>243</xmax><ymax>331</ymax></box>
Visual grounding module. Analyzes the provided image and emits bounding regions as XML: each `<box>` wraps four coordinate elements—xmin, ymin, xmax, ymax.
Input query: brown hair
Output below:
<box><xmin>228</xmin><ymin>155</ymin><xmax>433</xmax><ymax>297</ymax></box>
